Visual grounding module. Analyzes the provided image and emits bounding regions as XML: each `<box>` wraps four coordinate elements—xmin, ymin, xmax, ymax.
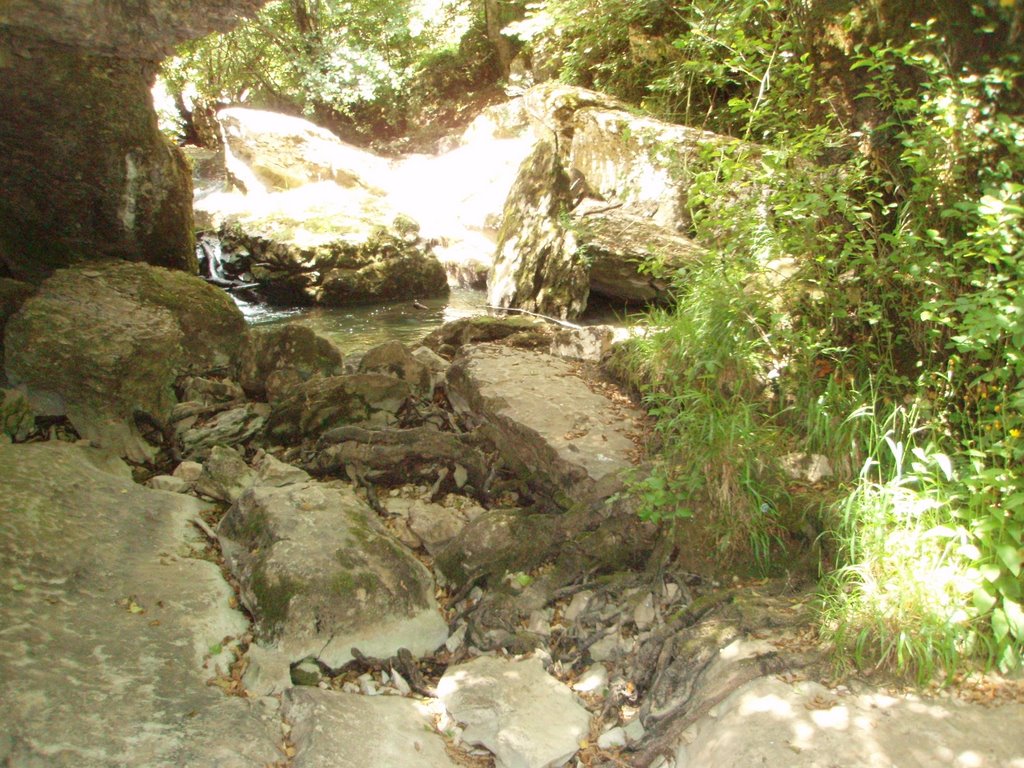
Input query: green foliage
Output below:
<box><xmin>596</xmin><ymin>1</ymin><xmax>1023</xmax><ymax>677</ymax></box>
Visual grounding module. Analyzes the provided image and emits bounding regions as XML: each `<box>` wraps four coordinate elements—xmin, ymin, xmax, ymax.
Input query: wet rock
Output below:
<box><xmin>284</xmin><ymin>688</ymin><xmax>460</xmax><ymax>768</ymax></box>
<box><xmin>4</xmin><ymin>262</ymin><xmax>246</xmax><ymax>461</ymax></box>
<box><xmin>179</xmin><ymin>402</ymin><xmax>270</xmax><ymax>459</ymax></box>
<box><xmin>359</xmin><ymin>341</ymin><xmax>432</xmax><ymax>393</ymax></box>
<box><xmin>438</xmin><ymin>655</ymin><xmax>591</xmax><ymax>768</ymax></box>
<box><xmin>0</xmin><ymin>441</ymin><xmax>280</xmax><ymax>766</ymax></box>
<box><xmin>267</xmin><ymin>373</ymin><xmax>412</xmax><ymax>444</ymax></box>
<box><xmin>447</xmin><ymin>344</ymin><xmax>643</xmax><ymax>506</ymax></box>
<box><xmin>237</xmin><ymin>324</ymin><xmax>345</xmax><ymax>401</ymax></box>
<box><xmin>218</xmin><ymin>479</ymin><xmax>448</xmax><ymax>668</ymax></box>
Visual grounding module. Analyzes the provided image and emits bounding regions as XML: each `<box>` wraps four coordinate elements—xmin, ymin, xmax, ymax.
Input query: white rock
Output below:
<box><xmin>633</xmin><ymin>593</ymin><xmax>657</xmax><ymax>631</ymax></box>
<box><xmin>284</xmin><ymin>687</ymin><xmax>460</xmax><ymax>767</ymax></box>
<box><xmin>563</xmin><ymin>591</ymin><xmax>592</xmax><ymax>623</ymax></box>
<box><xmin>624</xmin><ymin>718</ymin><xmax>645</xmax><ymax>744</ymax></box>
<box><xmin>172</xmin><ymin>460</ymin><xmax>204</xmax><ymax>483</ymax></box>
<box><xmin>572</xmin><ymin>664</ymin><xmax>609</xmax><ymax>694</ymax></box>
<box><xmin>241</xmin><ymin>644</ymin><xmax>294</xmax><ymax>697</ymax></box>
<box><xmin>438</xmin><ymin>655</ymin><xmax>591</xmax><ymax>768</ymax></box>
<box><xmin>446</xmin><ymin>623</ymin><xmax>468</xmax><ymax>653</ymax></box>
<box><xmin>528</xmin><ymin>609</ymin><xmax>552</xmax><ymax>636</ymax></box>
<box><xmin>391</xmin><ymin>669</ymin><xmax>412</xmax><ymax>695</ymax></box>
<box><xmin>597</xmin><ymin>727</ymin><xmax>627</xmax><ymax>750</ymax></box>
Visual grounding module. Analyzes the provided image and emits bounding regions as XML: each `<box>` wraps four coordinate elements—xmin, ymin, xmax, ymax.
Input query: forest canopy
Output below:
<box><xmin>162</xmin><ymin>0</ymin><xmax>1024</xmax><ymax>679</ymax></box>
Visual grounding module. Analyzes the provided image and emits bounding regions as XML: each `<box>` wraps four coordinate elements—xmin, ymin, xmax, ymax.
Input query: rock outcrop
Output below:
<box><xmin>487</xmin><ymin>83</ymin><xmax>744</xmax><ymax>318</ymax></box>
<box><xmin>0</xmin><ymin>1</ymin><xmax>265</xmax><ymax>282</ymax></box>
<box><xmin>4</xmin><ymin>261</ymin><xmax>246</xmax><ymax>461</ymax></box>
<box><xmin>0</xmin><ymin>441</ymin><xmax>281</xmax><ymax>766</ymax></box>
<box><xmin>446</xmin><ymin>344</ymin><xmax>643</xmax><ymax>506</ymax></box>
<box><xmin>218</xmin><ymin>479</ymin><xmax>449</xmax><ymax>668</ymax></box>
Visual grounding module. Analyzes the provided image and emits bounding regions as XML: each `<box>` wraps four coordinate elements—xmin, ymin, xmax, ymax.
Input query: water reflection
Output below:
<box><xmin>233</xmin><ymin>288</ymin><xmax>488</xmax><ymax>356</ymax></box>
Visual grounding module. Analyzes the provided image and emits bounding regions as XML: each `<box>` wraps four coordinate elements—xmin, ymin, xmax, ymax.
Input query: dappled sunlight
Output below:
<box><xmin>679</xmin><ymin>676</ymin><xmax>1024</xmax><ymax>768</ymax></box>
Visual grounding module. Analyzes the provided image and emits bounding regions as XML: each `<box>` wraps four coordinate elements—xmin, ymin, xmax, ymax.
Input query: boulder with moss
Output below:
<box><xmin>218</xmin><ymin>479</ymin><xmax>448</xmax><ymax>668</ymax></box>
<box><xmin>4</xmin><ymin>262</ymin><xmax>247</xmax><ymax>461</ymax></box>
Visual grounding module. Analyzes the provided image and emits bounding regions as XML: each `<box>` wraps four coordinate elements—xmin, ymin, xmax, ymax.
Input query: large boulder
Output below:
<box><xmin>0</xmin><ymin>441</ymin><xmax>281</xmax><ymax>766</ymax></box>
<box><xmin>218</xmin><ymin>479</ymin><xmax>449</xmax><ymax>668</ymax></box>
<box><xmin>211</xmin><ymin>182</ymin><xmax>448</xmax><ymax>307</ymax></box>
<box><xmin>487</xmin><ymin>137</ymin><xmax>588</xmax><ymax>320</ymax></box>
<box><xmin>446</xmin><ymin>344</ymin><xmax>644</xmax><ymax>506</ymax></box>
<box><xmin>0</xmin><ymin>2</ymin><xmax>265</xmax><ymax>282</ymax></box>
<box><xmin>219</xmin><ymin>107</ymin><xmax>391</xmax><ymax>194</ymax></box>
<box><xmin>4</xmin><ymin>261</ymin><xmax>247</xmax><ymax>461</ymax></box>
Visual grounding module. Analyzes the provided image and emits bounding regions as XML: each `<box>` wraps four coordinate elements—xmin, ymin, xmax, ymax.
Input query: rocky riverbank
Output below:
<box><xmin>3</xmin><ymin>266</ymin><xmax>1023</xmax><ymax>766</ymax></box>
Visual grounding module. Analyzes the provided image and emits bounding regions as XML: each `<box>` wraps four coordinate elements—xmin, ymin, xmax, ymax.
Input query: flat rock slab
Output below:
<box><xmin>676</xmin><ymin>676</ymin><xmax>1024</xmax><ymax>768</ymax></box>
<box><xmin>438</xmin><ymin>655</ymin><xmax>591</xmax><ymax>768</ymax></box>
<box><xmin>447</xmin><ymin>344</ymin><xmax>643</xmax><ymax>505</ymax></box>
<box><xmin>219</xmin><ymin>479</ymin><xmax>448</xmax><ymax>668</ymax></box>
<box><xmin>283</xmin><ymin>687</ymin><xmax>459</xmax><ymax>768</ymax></box>
<box><xmin>0</xmin><ymin>442</ymin><xmax>280</xmax><ymax>767</ymax></box>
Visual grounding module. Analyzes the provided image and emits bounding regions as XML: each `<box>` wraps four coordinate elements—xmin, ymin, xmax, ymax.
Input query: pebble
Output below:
<box><xmin>563</xmin><ymin>590</ymin><xmax>592</xmax><ymax>622</ymax></box>
<box><xmin>572</xmin><ymin>663</ymin><xmax>609</xmax><ymax>694</ymax></box>
<box><xmin>172</xmin><ymin>460</ymin><xmax>203</xmax><ymax>484</ymax></box>
<box><xmin>633</xmin><ymin>592</ymin><xmax>657</xmax><ymax>630</ymax></box>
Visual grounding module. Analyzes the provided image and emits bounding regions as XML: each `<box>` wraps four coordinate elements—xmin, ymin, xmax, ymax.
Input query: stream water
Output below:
<box><xmin>233</xmin><ymin>288</ymin><xmax>490</xmax><ymax>357</ymax></box>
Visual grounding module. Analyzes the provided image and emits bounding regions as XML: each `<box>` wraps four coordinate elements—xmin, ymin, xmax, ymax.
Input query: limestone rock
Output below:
<box><xmin>267</xmin><ymin>373</ymin><xmax>412</xmax><ymax>444</ymax></box>
<box><xmin>438</xmin><ymin>655</ymin><xmax>591</xmax><ymax>768</ymax></box>
<box><xmin>0</xmin><ymin>441</ymin><xmax>280</xmax><ymax>766</ymax></box>
<box><xmin>447</xmin><ymin>344</ymin><xmax>643</xmax><ymax>505</ymax></box>
<box><xmin>284</xmin><ymin>688</ymin><xmax>460</xmax><ymax>768</ymax></box>
<box><xmin>238</xmin><ymin>323</ymin><xmax>345</xmax><ymax>400</ymax></box>
<box><xmin>573</xmin><ymin>204</ymin><xmax>705</xmax><ymax>302</ymax></box>
<box><xmin>4</xmin><ymin>262</ymin><xmax>246</xmax><ymax>461</ymax></box>
<box><xmin>488</xmin><ymin>137</ymin><xmax>588</xmax><ymax>320</ymax></box>
<box><xmin>214</xmin><ymin>181</ymin><xmax>448</xmax><ymax>307</ymax></box>
<box><xmin>1</xmin><ymin>0</ymin><xmax>267</xmax><ymax>59</ymax></box>
<box><xmin>218</xmin><ymin>480</ymin><xmax>448</xmax><ymax>668</ymax></box>
<box><xmin>675</xmin><ymin>676</ymin><xmax>1024</xmax><ymax>768</ymax></box>
<box><xmin>219</xmin><ymin>108</ymin><xmax>391</xmax><ymax>194</ymax></box>
<box><xmin>179</xmin><ymin>402</ymin><xmax>270</xmax><ymax>460</ymax></box>
<box><xmin>359</xmin><ymin>340</ymin><xmax>432</xmax><ymax>393</ymax></box>
<box><xmin>1</xmin><ymin>44</ymin><xmax>195</xmax><ymax>283</ymax></box>
<box><xmin>194</xmin><ymin>444</ymin><xmax>257</xmax><ymax>502</ymax></box>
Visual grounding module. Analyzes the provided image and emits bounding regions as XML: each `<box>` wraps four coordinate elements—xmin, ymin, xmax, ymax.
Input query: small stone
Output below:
<box><xmin>172</xmin><ymin>460</ymin><xmax>203</xmax><ymax>484</ymax></box>
<box><xmin>390</xmin><ymin>669</ymin><xmax>412</xmax><ymax>695</ymax></box>
<box><xmin>528</xmin><ymin>609</ymin><xmax>552</xmax><ymax>636</ymax></box>
<box><xmin>624</xmin><ymin>718</ymin><xmax>645</xmax><ymax>744</ymax></box>
<box><xmin>291</xmin><ymin>658</ymin><xmax>323</xmax><ymax>687</ymax></box>
<box><xmin>145</xmin><ymin>474</ymin><xmax>189</xmax><ymax>493</ymax></box>
<box><xmin>597</xmin><ymin>727</ymin><xmax>627</xmax><ymax>750</ymax></box>
<box><xmin>563</xmin><ymin>590</ymin><xmax>592</xmax><ymax>623</ymax></box>
<box><xmin>662</xmin><ymin>582</ymin><xmax>680</xmax><ymax>603</ymax></box>
<box><xmin>572</xmin><ymin>664</ymin><xmax>609</xmax><ymax>694</ymax></box>
<box><xmin>633</xmin><ymin>593</ymin><xmax>657</xmax><ymax>631</ymax></box>
<box><xmin>446</xmin><ymin>623</ymin><xmax>468</xmax><ymax>653</ymax></box>
<box><xmin>589</xmin><ymin>631</ymin><xmax>631</xmax><ymax>662</ymax></box>
<box><xmin>358</xmin><ymin>673</ymin><xmax>379</xmax><ymax>696</ymax></box>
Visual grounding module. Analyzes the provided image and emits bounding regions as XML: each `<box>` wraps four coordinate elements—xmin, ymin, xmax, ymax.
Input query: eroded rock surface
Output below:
<box><xmin>218</xmin><ymin>479</ymin><xmax>448</xmax><ymax>668</ymax></box>
<box><xmin>0</xmin><ymin>441</ymin><xmax>280</xmax><ymax>767</ymax></box>
<box><xmin>447</xmin><ymin>344</ymin><xmax>642</xmax><ymax>505</ymax></box>
<box><xmin>438</xmin><ymin>655</ymin><xmax>591</xmax><ymax>768</ymax></box>
<box><xmin>284</xmin><ymin>688</ymin><xmax>459</xmax><ymax>768</ymax></box>
<box><xmin>4</xmin><ymin>262</ymin><xmax>246</xmax><ymax>461</ymax></box>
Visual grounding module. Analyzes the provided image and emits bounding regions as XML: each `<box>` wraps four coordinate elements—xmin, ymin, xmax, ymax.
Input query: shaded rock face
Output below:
<box><xmin>0</xmin><ymin>1</ymin><xmax>265</xmax><ymax>282</ymax></box>
<box><xmin>488</xmin><ymin>83</ymin><xmax>743</xmax><ymax>317</ymax></box>
<box><xmin>0</xmin><ymin>44</ymin><xmax>195</xmax><ymax>283</ymax></box>
<box><xmin>0</xmin><ymin>441</ymin><xmax>281</xmax><ymax>766</ymax></box>
<box><xmin>218</xmin><ymin>480</ymin><xmax>448</xmax><ymax>668</ymax></box>
<box><xmin>488</xmin><ymin>137</ymin><xmax>587</xmax><ymax>320</ymax></box>
<box><xmin>0</xmin><ymin>278</ymin><xmax>34</xmax><ymax>385</ymax></box>
<box><xmin>4</xmin><ymin>261</ymin><xmax>246</xmax><ymax>461</ymax></box>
